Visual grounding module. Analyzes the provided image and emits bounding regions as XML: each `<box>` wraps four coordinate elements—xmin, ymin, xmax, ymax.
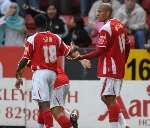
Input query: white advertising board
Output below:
<box><xmin>0</xmin><ymin>79</ymin><xmax>150</xmax><ymax>128</ymax></box>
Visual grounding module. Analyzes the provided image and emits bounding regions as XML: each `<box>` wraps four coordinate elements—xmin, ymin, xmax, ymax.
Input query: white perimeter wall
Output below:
<box><xmin>0</xmin><ymin>79</ymin><xmax>150</xmax><ymax>128</ymax></box>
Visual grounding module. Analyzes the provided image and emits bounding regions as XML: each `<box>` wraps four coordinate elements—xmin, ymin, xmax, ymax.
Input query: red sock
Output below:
<box><xmin>38</xmin><ymin>110</ymin><xmax>44</xmax><ymax>124</ymax></box>
<box><xmin>107</xmin><ymin>102</ymin><xmax>121</xmax><ymax>122</ymax></box>
<box><xmin>56</xmin><ymin>115</ymin><xmax>72</xmax><ymax>128</ymax></box>
<box><xmin>42</xmin><ymin>110</ymin><xmax>53</xmax><ymax>128</ymax></box>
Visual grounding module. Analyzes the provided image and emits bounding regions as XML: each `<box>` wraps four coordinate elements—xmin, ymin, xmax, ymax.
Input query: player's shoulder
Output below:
<box><xmin>109</xmin><ymin>18</ymin><xmax>120</xmax><ymax>22</ymax></box>
<box><xmin>100</xmin><ymin>20</ymin><xmax>112</xmax><ymax>36</ymax></box>
<box><xmin>110</xmin><ymin>18</ymin><xmax>125</xmax><ymax>30</ymax></box>
<box><xmin>26</xmin><ymin>33</ymin><xmax>38</xmax><ymax>44</ymax></box>
<box><xmin>53</xmin><ymin>33</ymin><xmax>61</xmax><ymax>40</ymax></box>
<box><xmin>52</xmin><ymin>33</ymin><xmax>62</xmax><ymax>45</ymax></box>
<box><xmin>100</xmin><ymin>18</ymin><xmax>124</xmax><ymax>36</ymax></box>
<box><xmin>109</xmin><ymin>18</ymin><xmax>124</xmax><ymax>26</ymax></box>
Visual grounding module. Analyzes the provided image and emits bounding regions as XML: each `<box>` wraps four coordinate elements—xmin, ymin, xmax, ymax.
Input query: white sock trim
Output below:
<box><xmin>37</xmin><ymin>123</ymin><xmax>44</xmax><ymax>128</ymax></box>
<box><xmin>110</xmin><ymin>122</ymin><xmax>119</xmax><ymax>128</ymax></box>
<box><xmin>119</xmin><ymin>113</ymin><xmax>127</xmax><ymax>127</ymax></box>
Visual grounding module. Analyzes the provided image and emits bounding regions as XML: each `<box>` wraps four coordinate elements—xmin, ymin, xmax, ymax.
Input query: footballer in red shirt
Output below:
<box><xmin>74</xmin><ymin>3</ymin><xmax>130</xmax><ymax>128</ymax></box>
<box><xmin>15</xmin><ymin>14</ymin><xmax>78</xmax><ymax>128</ymax></box>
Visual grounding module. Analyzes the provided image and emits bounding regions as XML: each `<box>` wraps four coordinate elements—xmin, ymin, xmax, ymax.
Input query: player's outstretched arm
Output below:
<box><xmin>67</xmin><ymin>46</ymin><xmax>92</xmax><ymax>69</ymax></box>
<box><xmin>70</xmin><ymin>46</ymin><xmax>106</xmax><ymax>60</ymax></box>
<box><xmin>15</xmin><ymin>58</ymin><xmax>28</xmax><ymax>89</ymax></box>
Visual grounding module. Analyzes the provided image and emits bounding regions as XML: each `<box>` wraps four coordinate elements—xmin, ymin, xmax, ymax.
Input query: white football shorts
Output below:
<box><xmin>32</xmin><ymin>69</ymin><xmax>56</xmax><ymax>101</ymax></box>
<box><xmin>100</xmin><ymin>77</ymin><xmax>123</xmax><ymax>96</ymax></box>
<box><xmin>50</xmin><ymin>85</ymin><xmax>69</xmax><ymax>109</ymax></box>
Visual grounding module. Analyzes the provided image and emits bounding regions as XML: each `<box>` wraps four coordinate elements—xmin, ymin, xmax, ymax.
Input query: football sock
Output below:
<box><xmin>37</xmin><ymin>110</ymin><xmax>44</xmax><ymax>128</ymax></box>
<box><xmin>38</xmin><ymin>110</ymin><xmax>44</xmax><ymax>124</ymax></box>
<box><xmin>56</xmin><ymin>115</ymin><xmax>72</xmax><ymax>128</ymax></box>
<box><xmin>42</xmin><ymin>110</ymin><xmax>53</xmax><ymax>128</ymax></box>
<box><xmin>107</xmin><ymin>102</ymin><xmax>121</xmax><ymax>128</ymax></box>
<box><xmin>109</xmin><ymin>122</ymin><xmax>119</xmax><ymax>128</ymax></box>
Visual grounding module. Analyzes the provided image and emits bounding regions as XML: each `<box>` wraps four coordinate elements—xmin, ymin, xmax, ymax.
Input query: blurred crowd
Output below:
<box><xmin>0</xmin><ymin>0</ymin><xmax>149</xmax><ymax>49</ymax></box>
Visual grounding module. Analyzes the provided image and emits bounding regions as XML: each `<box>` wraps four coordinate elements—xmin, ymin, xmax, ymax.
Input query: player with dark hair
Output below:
<box><xmin>73</xmin><ymin>3</ymin><xmax>130</xmax><ymax>128</ymax></box>
<box><xmin>15</xmin><ymin>14</ymin><xmax>79</xmax><ymax>128</ymax></box>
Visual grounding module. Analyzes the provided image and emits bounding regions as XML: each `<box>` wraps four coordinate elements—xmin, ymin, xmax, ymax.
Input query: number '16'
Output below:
<box><xmin>127</xmin><ymin>58</ymin><xmax>150</xmax><ymax>80</ymax></box>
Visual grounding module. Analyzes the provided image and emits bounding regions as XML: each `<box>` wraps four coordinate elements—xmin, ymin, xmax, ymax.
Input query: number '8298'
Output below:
<box><xmin>5</xmin><ymin>106</ymin><xmax>38</xmax><ymax>121</ymax></box>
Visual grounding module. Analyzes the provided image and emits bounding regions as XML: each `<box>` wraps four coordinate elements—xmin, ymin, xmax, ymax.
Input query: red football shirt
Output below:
<box><xmin>96</xmin><ymin>19</ymin><xmax>129</xmax><ymax>79</ymax></box>
<box><xmin>22</xmin><ymin>32</ymin><xmax>70</xmax><ymax>73</ymax></box>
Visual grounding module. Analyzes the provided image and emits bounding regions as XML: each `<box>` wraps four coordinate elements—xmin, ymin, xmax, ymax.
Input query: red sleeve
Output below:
<box><xmin>79</xmin><ymin>47</ymin><xmax>106</xmax><ymax>60</ymax></box>
<box><xmin>58</xmin><ymin>42</ymin><xmax>71</xmax><ymax>56</ymax></box>
<box><xmin>22</xmin><ymin>41</ymin><xmax>34</xmax><ymax>60</ymax></box>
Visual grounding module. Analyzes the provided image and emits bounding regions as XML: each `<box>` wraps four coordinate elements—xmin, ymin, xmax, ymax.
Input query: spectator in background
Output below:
<box><xmin>0</xmin><ymin>2</ymin><xmax>26</xmax><ymax>46</ymax></box>
<box><xmin>15</xmin><ymin>0</ymin><xmax>45</xmax><ymax>17</ymax></box>
<box><xmin>0</xmin><ymin>0</ymin><xmax>11</xmax><ymax>16</ymax></box>
<box><xmin>141</xmin><ymin>0</ymin><xmax>150</xmax><ymax>45</ymax></box>
<box><xmin>48</xmin><ymin>0</ymin><xmax>59</xmax><ymax>12</ymax></box>
<box><xmin>80</xmin><ymin>0</ymin><xmax>93</xmax><ymax>16</ymax></box>
<box><xmin>68</xmin><ymin>16</ymin><xmax>91</xmax><ymax>47</ymax></box>
<box><xmin>115</xmin><ymin>0</ymin><xmax>147</xmax><ymax>49</ymax></box>
<box><xmin>15</xmin><ymin>0</ymin><xmax>40</xmax><ymax>16</ymax></box>
<box><xmin>118</xmin><ymin>0</ymin><xmax>124</xmax><ymax>4</ymax></box>
<box><xmin>39</xmin><ymin>0</ymin><xmax>49</xmax><ymax>11</ymax></box>
<box><xmin>15</xmin><ymin>0</ymin><xmax>38</xmax><ymax>9</ymax></box>
<box><xmin>14</xmin><ymin>0</ymin><xmax>27</xmax><ymax>16</ymax></box>
<box><xmin>46</xmin><ymin>3</ymin><xmax>68</xmax><ymax>41</ymax></box>
<box><xmin>88</xmin><ymin>0</ymin><xmax>121</xmax><ymax>29</ymax></box>
<box><xmin>28</xmin><ymin>0</ymin><xmax>40</xmax><ymax>9</ymax></box>
<box><xmin>60</xmin><ymin>0</ymin><xmax>73</xmax><ymax>15</ymax></box>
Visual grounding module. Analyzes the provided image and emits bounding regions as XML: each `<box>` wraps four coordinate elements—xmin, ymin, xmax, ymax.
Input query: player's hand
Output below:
<box><xmin>71</xmin><ymin>51</ymin><xmax>81</xmax><ymax>60</ymax></box>
<box><xmin>68</xmin><ymin>43</ymin><xmax>80</xmax><ymax>59</ymax></box>
<box><xmin>73</xmin><ymin>54</ymin><xmax>82</xmax><ymax>60</ymax></box>
<box><xmin>80</xmin><ymin>59</ymin><xmax>91</xmax><ymax>69</ymax></box>
<box><xmin>15</xmin><ymin>70</ymin><xmax>23</xmax><ymax>89</ymax></box>
<box><xmin>15</xmin><ymin>78</ymin><xmax>23</xmax><ymax>89</ymax></box>
<box><xmin>67</xmin><ymin>50</ymin><xmax>81</xmax><ymax>60</ymax></box>
<box><xmin>67</xmin><ymin>53</ymin><xmax>82</xmax><ymax>60</ymax></box>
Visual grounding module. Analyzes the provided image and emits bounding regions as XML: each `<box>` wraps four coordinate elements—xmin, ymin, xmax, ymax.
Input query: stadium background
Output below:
<box><xmin>0</xmin><ymin>0</ymin><xmax>150</xmax><ymax>128</ymax></box>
